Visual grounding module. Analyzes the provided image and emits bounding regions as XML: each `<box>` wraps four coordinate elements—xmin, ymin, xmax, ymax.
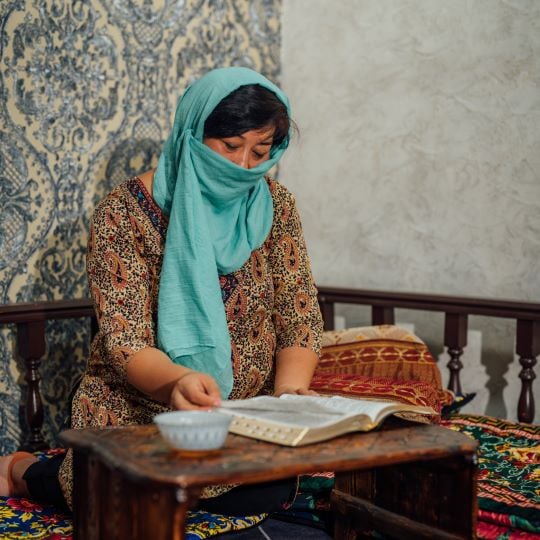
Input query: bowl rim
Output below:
<box><xmin>153</xmin><ymin>410</ymin><xmax>232</xmax><ymax>427</ymax></box>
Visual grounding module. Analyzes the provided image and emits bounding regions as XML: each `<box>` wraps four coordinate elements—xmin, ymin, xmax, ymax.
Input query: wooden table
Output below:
<box><xmin>60</xmin><ymin>421</ymin><xmax>478</xmax><ymax>540</ymax></box>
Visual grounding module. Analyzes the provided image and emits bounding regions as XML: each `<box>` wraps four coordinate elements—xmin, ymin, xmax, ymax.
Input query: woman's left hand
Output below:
<box><xmin>273</xmin><ymin>385</ymin><xmax>319</xmax><ymax>397</ymax></box>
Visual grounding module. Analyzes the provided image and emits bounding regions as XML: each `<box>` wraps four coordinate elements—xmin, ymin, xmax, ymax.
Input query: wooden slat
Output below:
<box><xmin>1</xmin><ymin>288</ymin><xmax>538</xmax><ymax>425</ymax></box>
<box><xmin>317</xmin><ymin>286</ymin><xmax>540</xmax><ymax>320</ymax></box>
<box><xmin>0</xmin><ymin>298</ymin><xmax>94</xmax><ymax>324</ymax></box>
<box><xmin>331</xmin><ymin>489</ymin><xmax>467</xmax><ymax>540</ymax></box>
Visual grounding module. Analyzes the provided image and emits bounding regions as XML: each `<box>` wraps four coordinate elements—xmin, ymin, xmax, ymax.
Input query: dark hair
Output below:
<box><xmin>203</xmin><ymin>84</ymin><xmax>290</xmax><ymax>147</ymax></box>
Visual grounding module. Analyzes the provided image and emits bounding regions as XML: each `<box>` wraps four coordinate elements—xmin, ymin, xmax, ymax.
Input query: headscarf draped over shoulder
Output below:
<box><xmin>153</xmin><ymin>67</ymin><xmax>291</xmax><ymax>398</ymax></box>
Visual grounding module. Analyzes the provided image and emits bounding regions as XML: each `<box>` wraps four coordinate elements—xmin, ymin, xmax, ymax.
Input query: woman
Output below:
<box><xmin>0</xmin><ymin>67</ymin><xmax>323</xmax><ymax>516</ymax></box>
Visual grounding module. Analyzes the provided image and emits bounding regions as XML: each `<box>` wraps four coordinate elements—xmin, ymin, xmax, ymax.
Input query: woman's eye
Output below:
<box><xmin>224</xmin><ymin>142</ymin><xmax>238</xmax><ymax>151</ymax></box>
<box><xmin>253</xmin><ymin>150</ymin><xmax>266</xmax><ymax>159</ymax></box>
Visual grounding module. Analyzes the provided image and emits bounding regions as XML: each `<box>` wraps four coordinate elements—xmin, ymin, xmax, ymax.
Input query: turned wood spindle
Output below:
<box><xmin>17</xmin><ymin>319</ymin><xmax>47</xmax><ymax>451</ymax></box>
<box><xmin>319</xmin><ymin>297</ymin><xmax>335</xmax><ymax>331</ymax></box>
<box><xmin>372</xmin><ymin>306</ymin><xmax>395</xmax><ymax>326</ymax></box>
<box><xmin>444</xmin><ymin>313</ymin><xmax>468</xmax><ymax>396</ymax></box>
<box><xmin>516</xmin><ymin>319</ymin><xmax>538</xmax><ymax>423</ymax></box>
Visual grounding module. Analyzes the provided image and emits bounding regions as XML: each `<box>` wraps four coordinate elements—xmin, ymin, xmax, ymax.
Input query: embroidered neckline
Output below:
<box><xmin>127</xmin><ymin>176</ymin><xmax>168</xmax><ymax>238</ymax></box>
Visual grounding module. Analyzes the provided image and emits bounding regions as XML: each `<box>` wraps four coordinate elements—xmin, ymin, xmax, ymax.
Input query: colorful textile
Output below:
<box><xmin>0</xmin><ymin>451</ymin><xmax>71</xmax><ymax>539</ymax></box>
<box><xmin>309</xmin><ymin>373</ymin><xmax>443</xmax><ymax>420</ymax></box>
<box><xmin>279</xmin><ymin>414</ymin><xmax>540</xmax><ymax>539</ymax></box>
<box><xmin>0</xmin><ymin>497</ymin><xmax>266</xmax><ymax>540</ymax></box>
<box><xmin>153</xmin><ymin>67</ymin><xmax>291</xmax><ymax>398</ymax></box>
<box><xmin>185</xmin><ymin>510</ymin><xmax>266</xmax><ymax>539</ymax></box>
<box><xmin>273</xmin><ymin>472</ymin><xmax>333</xmax><ymax>531</ymax></box>
<box><xmin>442</xmin><ymin>414</ymin><xmax>540</xmax><ymax>539</ymax></box>
<box><xmin>477</xmin><ymin>509</ymin><xmax>540</xmax><ymax>539</ymax></box>
<box><xmin>0</xmin><ymin>449</ymin><xmax>267</xmax><ymax>540</ymax></box>
<box><xmin>317</xmin><ymin>325</ymin><xmax>453</xmax><ymax>408</ymax></box>
<box><xmin>0</xmin><ymin>496</ymin><xmax>72</xmax><ymax>540</ymax></box>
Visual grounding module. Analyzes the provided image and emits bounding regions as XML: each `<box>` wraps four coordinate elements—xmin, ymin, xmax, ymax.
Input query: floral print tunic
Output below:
<box><xmin>59</xmin><ymin>176</ymin><xmax>323</xmax><ymax>505</ymax></box>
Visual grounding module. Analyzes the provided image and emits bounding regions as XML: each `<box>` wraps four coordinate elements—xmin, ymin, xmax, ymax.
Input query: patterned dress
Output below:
<box><xmin>59</xmin><ymin>176</ymin><xmax>323</xmax><ymax>506</ymax></box>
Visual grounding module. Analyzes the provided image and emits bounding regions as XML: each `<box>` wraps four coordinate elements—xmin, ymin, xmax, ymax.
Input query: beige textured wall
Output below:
<box><xmin>281</xmin><ymin>0</ymin><xmax>540</xmax><ymax>420</ymax></box>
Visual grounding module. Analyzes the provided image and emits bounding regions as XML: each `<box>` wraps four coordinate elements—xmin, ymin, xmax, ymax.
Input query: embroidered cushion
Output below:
<box><xmin>309</xmin><ymin>373</ymin><xmax>443</xmax><ymax>421</ymax></box>
<box><xmin>316</xmin><ymin>325</ymin><xmax>454</xmax><ymax>409</ymax></box>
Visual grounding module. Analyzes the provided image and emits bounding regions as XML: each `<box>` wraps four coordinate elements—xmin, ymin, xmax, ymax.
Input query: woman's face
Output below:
<box><xmin>203</xmin><ymin>125</ymin><xmax>275</xmax><ymax>169</ymax></box>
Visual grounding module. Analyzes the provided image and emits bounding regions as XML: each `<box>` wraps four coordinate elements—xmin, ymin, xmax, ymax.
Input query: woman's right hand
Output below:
<box><xmin>169</xmin><ymin>371</ymin><xmax>222</xmax><ymax>410</ymax></box>
<box><xmin>126</xmin><ymin>347</ymin><xmax>223</xmax><ymax>409</ymax></box>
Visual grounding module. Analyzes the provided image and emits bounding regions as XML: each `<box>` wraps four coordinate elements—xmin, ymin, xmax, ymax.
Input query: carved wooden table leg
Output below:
<box><xmin>72</xmin><ymin>449</ymin><xmax>200</xmax><ymax>540</ymax></box>
<box><xmin>331</xmin><ymin>454</ymin><xmax>477</xmax><ymax>540</ymax></box>
<box><xmin>332</xmin><ymin>470</ymin><xmax>373</xmax><ymax>540</ymax></box>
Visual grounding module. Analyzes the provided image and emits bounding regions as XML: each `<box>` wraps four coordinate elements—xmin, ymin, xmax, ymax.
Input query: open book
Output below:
<box><xmin>216</xmin><ymin>394</ymin><xmax>436</xmax><ymax>447</ymax></box>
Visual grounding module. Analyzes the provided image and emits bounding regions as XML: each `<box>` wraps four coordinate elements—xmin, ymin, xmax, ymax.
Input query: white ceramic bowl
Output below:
<box><xmin>154</xmin><ymin>410</ymin><xmax>232</xmax><ymax>451</ymax></box>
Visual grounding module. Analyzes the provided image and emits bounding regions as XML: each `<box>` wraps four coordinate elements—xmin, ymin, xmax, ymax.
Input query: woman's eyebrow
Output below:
<box><xmin>234</xmin><ymin>131</ymin><xmax>274</xmax><ymax>142</ymax></box>
<box><xmin>226</xmin><ymin>133</ymin><xmax>273</xmax><ymax>145</ymax></box>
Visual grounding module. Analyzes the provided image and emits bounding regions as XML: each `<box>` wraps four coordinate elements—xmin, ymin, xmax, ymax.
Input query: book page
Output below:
<box><xmin>217</xmin><ymin>395</ymin><xmax>400</xmax><ymax>428</ymax></box>
<box><xmin>221</xmin><ymin>407</ymin><xmax>340</xmax><ymax>428</ymax></box>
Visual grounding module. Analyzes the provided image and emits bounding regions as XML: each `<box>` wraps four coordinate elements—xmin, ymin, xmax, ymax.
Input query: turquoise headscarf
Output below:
<box><xmin>153</xmin><ymin>67</ymin><xmax>291</xmax><ymax>399</ymax></box>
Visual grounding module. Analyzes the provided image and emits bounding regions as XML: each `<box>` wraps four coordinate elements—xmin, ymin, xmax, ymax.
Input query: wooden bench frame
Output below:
<box><xmin>0</xmin><ymin>287</ymin><xmax>538</xmax><ymax>450</ymax></box>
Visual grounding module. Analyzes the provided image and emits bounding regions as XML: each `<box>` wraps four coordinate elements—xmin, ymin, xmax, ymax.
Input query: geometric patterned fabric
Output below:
<box><xmin>441</xmin><ymin>414</ymin><xmax>540</xmax><ymax>540</ymax></box>
<box><xmin>317</xmin><ymin>325</ymin><xmax>454</xmax><ymax>408</ymax></box>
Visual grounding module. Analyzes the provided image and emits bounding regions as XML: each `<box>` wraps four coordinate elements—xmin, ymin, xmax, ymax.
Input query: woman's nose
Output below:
<box><xmin>233</xmin><ymin>149</ymin><xmax>251</xmax><ymax>169</ymax></box>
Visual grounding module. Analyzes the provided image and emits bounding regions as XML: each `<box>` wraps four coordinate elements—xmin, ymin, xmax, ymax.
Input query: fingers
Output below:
<box><xmin>296</xmin><ymin>388</ymin><xmax>319</xmax><ymax>396</ymax></box>
<box><xmin>199</xmin><ymin>376</ymin><xmax>222</xmax><ymax>404</ymax></box>
<box><xmin>274</xmin><ymin>386</ymin><xmax>318</xmax><ymax>397</ymax></box>
<box><xmin>170</xmin><ymin>391</ymin><xmax>206</xmax><ymax>411</ymax></box>
<box><xmin>170</xmin><ymin>372</ymin><xmax>222</xmax><ymax>410</ymax></box>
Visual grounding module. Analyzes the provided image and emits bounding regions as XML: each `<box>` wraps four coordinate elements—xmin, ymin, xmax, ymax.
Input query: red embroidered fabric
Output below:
<box><xmin>315</xmin><ymin>325</ymin><xmax>454</xmax><ymax>409</ymax></box>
